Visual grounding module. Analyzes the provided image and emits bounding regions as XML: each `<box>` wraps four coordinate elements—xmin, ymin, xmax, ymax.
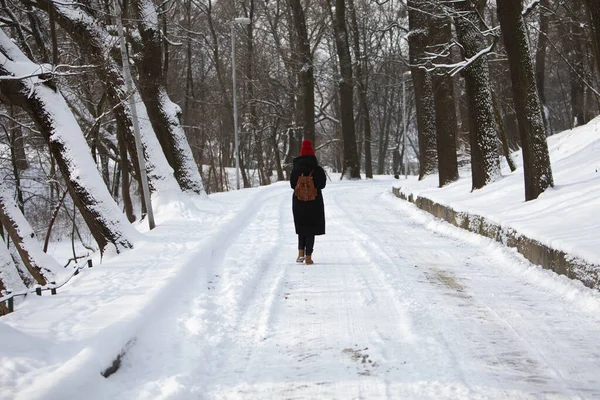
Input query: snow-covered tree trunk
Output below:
<box><xmin>0</xmin><ymin>182</ymin><xmax>61</xmax><ymax>286</ymax></box>
<box><xmin>0</xmin><ymin>237</ymin><xmax>27</xmax><ymax>315</ymax></box>
<box><xmin>453</xmin><ymin>0</ymin><xmax>501</xmax><ymax>190</ymax></box>
<box><xmin>28</xmin><ymin>0</ymin><xmax>180</xmax><ymax>195</ymax></box>
<box><xmin>131</xmin><ymin>0</ymin><xmax>204</xmax><ymax>194</ymax></box>
<box><xmin>497</xmin><ymin>0</ymin><xmax>553</xmax><ymax>201</ymax></box>
<box><xmin>429</xmin><ymin>10</ymin><xmax>459</xmax><ymax>187</ymax></box>
<box><xmin>0</xmin><ymin>29</ymin><xmax>138</xmax><ymax>254</ymax></box>
<box><xmin>407</xmin><ymin>0</ymin><xmax>438</xmax><ymax>180</ymax></box>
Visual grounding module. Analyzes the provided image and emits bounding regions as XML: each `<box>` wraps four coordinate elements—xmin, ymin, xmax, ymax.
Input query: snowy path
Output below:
<box><xmin>94</xmin><ymin>179</ymin><xmax>600</xmax><ymax>399</ymax></box>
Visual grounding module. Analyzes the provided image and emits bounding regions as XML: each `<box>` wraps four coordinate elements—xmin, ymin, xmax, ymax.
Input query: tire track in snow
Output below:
<box><xmin>92</xmin><ymin>184</ymin><xmax>292</xmax><ymax>400</ymax></box>
<box><xmin>332</xmin><ymin>182</ymin><xmax>600</xmax><ymax>398</ymax></box>
<box><xmin>325</xmin><ymin>183</ymin><xmax>473</xmax><ymax>393</ymax></box>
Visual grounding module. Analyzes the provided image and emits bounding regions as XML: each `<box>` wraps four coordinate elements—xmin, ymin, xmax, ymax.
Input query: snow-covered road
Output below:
<box><xmin>94</xmin><ymin>178</ymin><xmax>600</xmax><ymax>399</ymax></box>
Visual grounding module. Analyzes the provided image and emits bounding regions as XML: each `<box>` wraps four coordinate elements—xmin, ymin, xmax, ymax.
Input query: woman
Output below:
<box><xmin>290</xmin><ymin>139</ymin><xmax>326</xmax><ymax>265</ymax></box>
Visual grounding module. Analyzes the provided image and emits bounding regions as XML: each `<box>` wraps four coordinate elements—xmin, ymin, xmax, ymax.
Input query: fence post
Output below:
<box><xmin>35</xmin><ymin>287</ymin><xmax>42</xmax><ymax>296</ymax></box>
<box><xmin>51</xmin><ymin>288</ymin><xmax>57</xmax><ymax>295</ymax></box>
<box><xmin>7</xmin><ymin>297</ymin><xmax>13</xmax><ymax>313</ymax></box>
<box><xmin>87</xmin><ymin>259</ymin><xmax>93</xmax><ymax>268</ymax></box>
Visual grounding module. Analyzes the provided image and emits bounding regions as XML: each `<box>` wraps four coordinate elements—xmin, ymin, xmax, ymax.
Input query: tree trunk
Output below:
<box><xmin>493</xmin><ymin>93</ymin><xmax>517</xmax><ymax>172</ymax></box>
<box><xmin>117</xmin><ymin>123</ymin><xmax>135</xmax><ymax>222</ymax></box>
<box><xmin>0</xmin><ymin>182</ymin><xmax>60</xmax><ymax>286</ymax></box>
<box><xmin>131</xmin><ymin>0</ymin><xmax>204</xmax><ymax>194</ymax></box>
<box><xmin>585</xmin><ymin>0</ymin><xmax>600</xmax><ymax>77</ymax></box>
<box><xmin>348</xmin><ymin>0</ymin><xmax>373</xmax><ymax>178</ymax></box>
<box><xmin>535</xmin><ymin>0</ymin><xmax>551</xmax><ymax>133</ymax></box>
<box><xmin>289</xmin><ymin>0</ymin><xmax>315</xmax><ymax>145</ymax></box>
<box><xmin>0</xmin><ymin>30</ymin><xmax>138</xmax><ymax>254</ymax></box>
<box><xmin>332</xmin><ymin>0</ymin><xmax>361</xmax><ymax>179</ymax></box>
<box><xmin>497</xmin><ymin>0</ymin><xmax>553</xmax><ymax>201</ymax></box>
<box><xmin>570</xmin><ymin>9</ymin><xmax>587</xmax><ymax>127</ymax></box>
<box><xmin>0</xmin><ymin>235</ymin><xmax>27</xmax><ymax>314</ymax></box>
<box><xmin>453</xmin><ymin>0</ymin><xmax>501</xmax><ymax>190</ymax></box>
<box><xmin>27</xmin><ymin>0</ymin><xmax>180</xmax><ymax>194</ymax></box>
<box><xmin>407</xmin><ymin>0</ymin><xmax>438</xmax><ymax>179</ymax></box>
<box><xmin>430</xmin><ymin>9</ymin><xmax>459</xmax><ymax>187</ymax></box>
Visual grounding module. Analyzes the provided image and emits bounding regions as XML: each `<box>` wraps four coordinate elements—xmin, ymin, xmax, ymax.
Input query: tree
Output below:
<box><xmin>131</xmin><ymin>0</ymin><xmax>204</xmax><ymax>194</ymax></box>
<box><xmin>289</xmin><ymin>0</ymin><xmax>315</xmax><ymax>145</ymax></box>
<box><xmin>0</xmin><ymin>182</ymin><xmax>61</xmax><ymax>285</ymax></box>
<box><xmin>407</xmin><ymin>0</ymin><xmax>438</xmax><ymax>180</ymax></box>
<box><xmin>428</xmin><ymin>6</ymin><xmax>459</xmax><ymax>187</ymax></box>
<box><xmin>331</xmin><ymin>0</ymin><xmax>361</xmax><ymax>179</ymax></box>
<box><xmin>0</xmin><ymin>235</ymin><xmax>28</xmax><ymax>315</ymax></box>
<box><xmin>26</xmin><ymin>0</ymin><xmax>182</xmax><ymax>195</ymax></box>
<box><xmin>535</xmin><ymin>0</ymin><xmax>551</xmax><ymax>132</ymax></box>
<box><xmin>585</xmin><ymin>0</ymin><xmax>600</xmax><ymax>76</ymax></box>
<box><xmin>452</xmin><ymin>0</ymin><xmax>501</xmax><ymax>190</ymax></box>
<box><xmin>0</xmin><ymin>29</ymin><xmax>138</xmax><ymax>254</ymax></box>
<box><xmin>497</xmin><ymin>0</ymin><xmax>553</xmax><ymax>200</ymax></box>
<box><xmin>348</xmin><ymin>0</ymin><xmax>373</xmax><ymax>178</ymax></box>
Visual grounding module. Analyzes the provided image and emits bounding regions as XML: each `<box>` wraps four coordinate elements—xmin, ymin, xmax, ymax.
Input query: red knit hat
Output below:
<box><xmin>300</xmin><ymin>139</ymin><xmax>315</xmax><ymax>156</ymax></box>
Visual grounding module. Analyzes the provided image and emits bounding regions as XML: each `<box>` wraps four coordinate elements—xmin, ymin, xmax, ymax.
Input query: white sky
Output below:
<box><xmin>1</xmin><ymin>117</ymin><xmax>600</xmax><ymax>399</ymax></box>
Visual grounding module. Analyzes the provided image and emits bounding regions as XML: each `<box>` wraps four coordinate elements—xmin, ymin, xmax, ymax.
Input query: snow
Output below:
<box><xmin>0</xmin><ymin>30</ymin><xmax>141</xmax><ymax>254</ymax></box>
<box><xmin>2</xmin><ymin>118</ymin><xmax>600</xmax><ymax>398</ymax></box>
<box><xmin>0</xmin><ymin>181</ymin><xmax>64</xmax><ymax>283</ymax></box>
<box><xmin>394</xmin><ymin>115</ymin><xmax>600</xmax><ymax>266</ymax></box>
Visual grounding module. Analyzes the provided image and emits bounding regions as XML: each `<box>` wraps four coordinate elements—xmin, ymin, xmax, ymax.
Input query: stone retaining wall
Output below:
<box><xmin>392</xmin><ymin>187</ymin><xmax>600</xmax><ymax>291</ymax></box>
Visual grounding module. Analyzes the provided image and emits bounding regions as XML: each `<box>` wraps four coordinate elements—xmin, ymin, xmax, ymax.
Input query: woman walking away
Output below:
<box><xmin>291</xmin><ymin>139</ymin><xmax>326</xmax><ymax>265</ymax></box>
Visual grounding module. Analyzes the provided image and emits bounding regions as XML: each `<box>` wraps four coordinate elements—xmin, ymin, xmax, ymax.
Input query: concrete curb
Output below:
<box><xmin>392</xmin><ymin>187</ymin><xmax>600</xmax><ymax>291</ymax></box>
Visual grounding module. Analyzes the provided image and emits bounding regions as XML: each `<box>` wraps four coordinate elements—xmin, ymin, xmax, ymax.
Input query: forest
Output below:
<box><xmin>1</xmin><ymin>0</ymin><xmax>599</xmax><ymax>308</ymax></box>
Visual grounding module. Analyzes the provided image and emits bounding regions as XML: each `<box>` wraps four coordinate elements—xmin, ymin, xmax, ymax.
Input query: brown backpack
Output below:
<box><xmin>294</xmin><ymin>170</ymin><xmax>318</xmax><ymax>201</ymax></box>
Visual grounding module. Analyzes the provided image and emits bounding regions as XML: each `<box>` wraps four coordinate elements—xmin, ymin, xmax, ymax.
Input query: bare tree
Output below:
<box><xmin>348</xmin><ymin>0</ymin><xmax>373</xmax><ymax>178</ymax></box>
<box><xmin>452</xmin><ymin>0</ymin><xmax>501</xmax><ymax>189</ymax></box>
<box><xmin>330</xmin><ymin>0</ymin><xmax>361</xmax><ymax>179</ymax></box>
<box><xmin>131</xmin><ymin>0</ymin><xmax>204</xmax><ymax>194</ymax></box>
<box><xmin>0</xmin><ymin>181</ymin><xmax>60</xmax><ymax>285</ymax></box>
<box><xmin>407</xmin><ymin>0</ymin><xmax>438</xmax><ymax>179</ymax></box>
<box><xmin>26</xmin><ymin>0</ymin><xmax>181</xmax><ymax>195</ymax></box>
<box><xmin>585</xmin><ymin>0</ymin><xmax>600</xmax><ymax>76</ymax></box>
<box><xmin>497</xmin><ymin>0</ymin><xmax>553</xmax><ymax>200</ymax></box>
<box><xmin>289</xmin><ymin>0</ymin><xmax>315</xmax><ymax>145</ymax></box>
<box><xmin>0</xmin><ymin>29</ymin><xmax>138</xmax><ymax>253</ymax></box>
<box><xmin>0</xmin><ymin>235</ymin><xmax>27</xmax><ymax>314</ymax></box>
<box><xmin>428</xmin><ymin>6</ymin><xmax>459</xmax><ymax>187</ymax></box>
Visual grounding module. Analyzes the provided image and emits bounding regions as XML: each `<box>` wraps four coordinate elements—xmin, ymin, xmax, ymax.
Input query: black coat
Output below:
<box><xmin>290</xmin><ymin>155</ymin><xmax>326</xmax><ymax>236</ymax></box>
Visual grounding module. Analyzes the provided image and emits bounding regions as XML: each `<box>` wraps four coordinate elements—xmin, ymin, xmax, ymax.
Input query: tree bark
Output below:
<box><xmin>131</xmin><ymin>0</ymin><xmax>204</xmax><ymax>194</ymax></box>
<box><xmin>289</xmin><ymin>0</ymin><xmax>315</xmax><ymax>145</ymax></box>
<box><xmin>497</xmin><ymin>0</ymin><xmax>554</xmax><ymax>201</ymax></box>
<box><xmin>535</xmin><ymin>0</ymin><xmax>551</xmax><ymax>132</ymax></box>
<box><xmin>585</xmin><ymin>0</ymin><xmax>600</xmax><ymax>77</ymax></box>
<box><xmin>408</xmin><ymin>0</ymin><xmax>438</xmax><ymax>179</ymax></box>
<box><xmin>348</xmin><ymin>0</ymin><xmax>373</xmax><ymax>178</ymax></box>
<box><xmin>453</xmin><ymin>0</ymin><xmax>501</xmax><ymax>190</ymax></box>
<box><xmin>429</xmin><ymin>9</ymin><xmax>459</xmax><ymax>187</ymax></box>
<box><xmin>331</xmin><ymin>0</ymin><xmax>361</xmax><ymax>179</ymax></box>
